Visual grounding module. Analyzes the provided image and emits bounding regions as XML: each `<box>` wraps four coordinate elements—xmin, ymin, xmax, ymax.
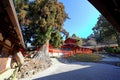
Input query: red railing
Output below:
<box><xmin>49</xmin><ymin>48</ymin><xmax>92</xmax><ymax>57</ymax></box>
<box><xmin>20</xmin><ymin>47</ymin><xmax>93</xmax><ymax>58</ymax></box>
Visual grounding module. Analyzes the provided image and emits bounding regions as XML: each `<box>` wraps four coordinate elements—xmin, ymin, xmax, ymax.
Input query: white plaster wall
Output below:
<box><xmin>49</xmin><ymin>52</ymin><xmax>63</xmax><ymax>57</ymax></box>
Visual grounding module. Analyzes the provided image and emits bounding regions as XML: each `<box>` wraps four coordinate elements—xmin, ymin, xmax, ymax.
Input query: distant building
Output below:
<box><xmin>61</xmin><ymin>38</ymin><xmax>92</xmax><ymax>54</ymax></box>
<box><xmin>61</xmin><ymin>38</ymin><xmax>79</xmax><ymax>50</ymax></box>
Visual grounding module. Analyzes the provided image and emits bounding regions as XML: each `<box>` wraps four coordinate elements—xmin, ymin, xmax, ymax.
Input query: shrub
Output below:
<box><xmin>104</xmin><ymin>47</ymin><xmax>114</xmax><ymax>53</ymax></box>
<box><xmin>67</xmin><ymin>54</ymin><xmax>102</xmax><ymax>62</ymax></box>
<box><xmin>104</xmin><ymin>47</ymin><xmax>120</xmax><ymax>54</ymax></box>
<box><xmin>114</xmin><ymin>47</ymin><xmax>120</xmax><ymax>54</ymax></box>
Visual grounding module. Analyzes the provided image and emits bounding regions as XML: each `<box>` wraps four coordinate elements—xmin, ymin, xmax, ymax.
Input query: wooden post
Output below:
<box><xmin>0</xmin><ymin>37</ymin><xmax>6</xmax><ymax>54</ymax></box>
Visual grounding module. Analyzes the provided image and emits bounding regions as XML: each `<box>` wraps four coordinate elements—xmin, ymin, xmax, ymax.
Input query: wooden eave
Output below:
<box><xmin>0</xmin><ymin>41</ymin><xmax>12</xmax><ymax>50</ymax></box>
<box><xmin>65</xmin><ymin>38</ymin><xmax>78</xmax><ymax>44</ymax></box>
<box><xmin>2</xmin><ymin>0</ymin><xmax>26</xmax><ymax>48</ymax></box>
<box><xmin>88</xmin><ymin>0</ymin><xmax>120</xmax><ymax>32</ymax></box>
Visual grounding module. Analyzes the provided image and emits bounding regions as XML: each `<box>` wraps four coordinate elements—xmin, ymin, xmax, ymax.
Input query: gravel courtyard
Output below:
<box><xmin>20</xmin><ymin>58</ymin><xmax>120</xmax><ymax>80</ymax></box>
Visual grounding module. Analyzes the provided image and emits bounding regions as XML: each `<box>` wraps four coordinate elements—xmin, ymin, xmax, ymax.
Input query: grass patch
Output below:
<box><xmin>66</xmin><ymin>54</ymin><xmax>102</xmax><ymax>62</ymax></box>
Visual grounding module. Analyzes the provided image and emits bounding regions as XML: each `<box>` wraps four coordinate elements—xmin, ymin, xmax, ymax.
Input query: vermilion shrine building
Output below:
<box><xmin>61</xmin><ymin>38</ymin><xmax>93</xmax><ymax>55</ymax></box>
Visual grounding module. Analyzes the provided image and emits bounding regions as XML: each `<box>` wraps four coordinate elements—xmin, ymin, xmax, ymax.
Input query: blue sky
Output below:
<box><xmin>58</xmin><ymin>0</ymin><xmax>100</xmax><ymax>38</ymax></box>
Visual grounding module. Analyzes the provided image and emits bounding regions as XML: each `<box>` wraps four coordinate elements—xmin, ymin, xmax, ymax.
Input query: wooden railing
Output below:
<box><xmin>49</xmin><ymin>48</ymin><xmax>92</xmax><ymax>57</ymax></box>
<box><xmin>21</xmin><ymin>47</ymin><xmax>92</xmax><ymax>58</ymax></box>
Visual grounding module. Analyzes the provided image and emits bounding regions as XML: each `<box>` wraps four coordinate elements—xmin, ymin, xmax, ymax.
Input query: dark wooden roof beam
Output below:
<box><xmin>2</xmin><ymin>0</ymin><xmax>26</xmax><ymax>48</ymax></box>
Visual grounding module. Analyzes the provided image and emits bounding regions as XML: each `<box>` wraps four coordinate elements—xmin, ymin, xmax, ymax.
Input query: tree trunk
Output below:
<box><xmin>115</xmin><ymin>32</ymin><xmax>120</xmax><ymax>47</ymax></box>
<box><xmin>33</xmin><ymin>40</ymin><xmax>51</xmax><ymax>67</ymax></box>
<box><xmin>17</xmin><ymin>40</ymin><xmax>51</xmax><ymax>78</ymax></box>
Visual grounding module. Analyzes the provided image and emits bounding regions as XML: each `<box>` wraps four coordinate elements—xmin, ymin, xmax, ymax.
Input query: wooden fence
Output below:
<box><xmin>49</xmin><ymin>47</ymin><xmax>92</xmax><ymax>57</ymax></box>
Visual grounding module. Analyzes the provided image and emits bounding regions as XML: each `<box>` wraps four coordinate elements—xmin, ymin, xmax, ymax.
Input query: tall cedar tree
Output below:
<box><xmin>93</xmin><ymin>15</ymin><xmax>120</xmax><ymax>46</ymax></box>
<box><xmin>14</xmin><ymin>0</ymin><xmax>68</xmax><ymax>57</ymax></box>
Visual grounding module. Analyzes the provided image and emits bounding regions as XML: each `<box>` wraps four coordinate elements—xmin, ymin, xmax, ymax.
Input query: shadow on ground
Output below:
<box><xmin>35</xmin><ymin>61</ymin><xmax>120</xmax><ymax>80</ymax></box>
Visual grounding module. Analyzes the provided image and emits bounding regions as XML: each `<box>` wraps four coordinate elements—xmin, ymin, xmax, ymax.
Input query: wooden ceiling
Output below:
<box><xmin>0</xmin><ymin>0</ymin><xmax>25</xmax><ymax>48</ymax></box>
<box><xmin>88</xmin><ymin>0</ymin><xmax>120</xmax><ymax>32</ymax></box>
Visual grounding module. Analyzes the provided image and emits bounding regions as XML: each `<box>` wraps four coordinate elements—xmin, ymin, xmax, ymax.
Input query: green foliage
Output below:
<box><xmin>14</xmin><ymin>0</ymin><xmax>29</xmax><ymax>24</ymax></box>
<box><xmin>104</xmin><ymin>47</ymin><xmax>120</xmax><ymax>54</ymax></box>
<box><xmin>104</xmin><ymin>47</ymin><xmax>114</xmax><ymax>53</ymax></box>
<box><xmin>67</xmin><ymin>54</ymin><xmax>102</xmax><ymax>62</ymax></box>
<box><xmin>72</xmin><ymin>34</ymin><xmax>76</xmax><ymax>38</ymax></box>
<box><xmin>76</xmin><ymin>38</ymin><xmax>82</xmax><ymax>46</ymax></box>
<box><xmin>92</xmin><ymin>15</ymin><xmax>118</xmax><ymax>44</ymax></box>
<box><xmin>14</xmin><ymin>0</ymin><xmax>68</xmax><ymax>47</ymax></box>
<box><xmin>50</xmin><ymin>30</ymin><xmax>63</xmax><ymax>48</ymax></box>
<box><xmin>114</xmin><ymin>47</ymin><xmax>120</xmax><ymax>53</ymax></box>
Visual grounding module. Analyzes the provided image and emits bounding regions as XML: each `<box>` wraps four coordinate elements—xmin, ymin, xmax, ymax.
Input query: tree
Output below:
<box><xmin>14</xmin><ymin>0</ymin><xmax>68</xmax><ymax>57</ymax></box>
<box><xmin>60</xmin><ymin>28</ymin><xmax>69</xmax><ymax>39</ymax></box>
<box><xmin>14</xmin><ymin>0</ymin><xmax>29</xmax><ymax>25</ymax></box>
<box><xmin>92</xmin><ymin>15</ymin><xmax>120</xmax><ymax>46</ymax></box>
<box><xmin>13</xmin><ymin>0</ymin><xmax>33</xmax><ymax>46</ymax></box>
<box><xmin>50</xmin><ymin>30</ymin><xmax>63</xmax><ymax>48</ymax></box>
<box><xmin>13</xmin><ymin>0</ymin><xmax>69</xmax><ymax>76</ymax></box>
<box><xmin>72</xmin><ymin>34</ymin><xmax>77</xmax><ymax>38</ymax></box>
